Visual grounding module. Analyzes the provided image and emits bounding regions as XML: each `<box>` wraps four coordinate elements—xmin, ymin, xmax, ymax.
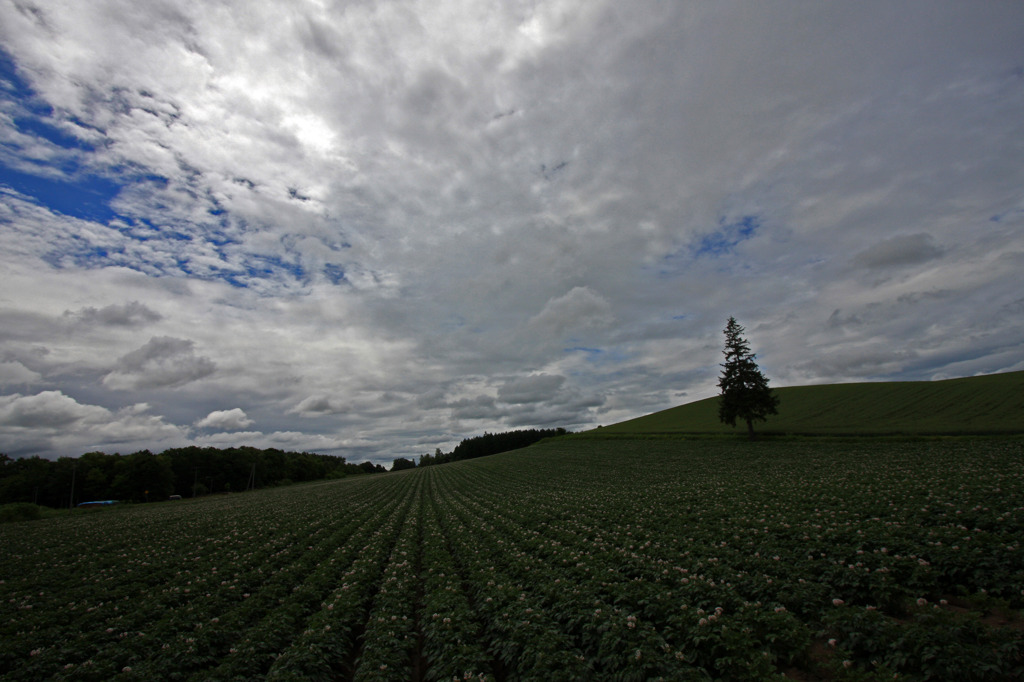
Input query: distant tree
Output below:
<box><xmin>419</xmin><ymin>448</ymin><xmax>452</xmax><ymax>467</ymax></box>
<box><xmin>0</xmin><ymin>446</ymin><xmax>349</xmax><ymax>508</ymax></box>
<box><xmin>78</xmin><ymin>451</ymin><xmax>116</xmax><ymax>501</ymax></box>
<box><xmin>0</xmin><ymin>456</ymin><xmax>51</xmax><ymax>506</ymax></box>
<box><xmin>111</xmin><ymin>450</ymin><xmax>175</xmax><ymax>502</ymax></box>
<box><xmin>104</xmin><ymin>451</ymin><xmax>163</xmax><ymax>502</ymax></box>
<box><xmin>390</xmin><ymin>457</ymin><xmax>416</xmax><ymax>472</ymax></box>
<box><xmin>717</xmin><ymin>316</ymin><xmax>779</xmax><ymax>438</ymax></box>
<box><xmin>450</xmin><ymin>428</ymin><xmax>567</xmax><ymax>461</ymax></box>
<box><xmin>357</xmin><ymin>461</ymin><xmax>384</xmax><ymax>474</ymax></box>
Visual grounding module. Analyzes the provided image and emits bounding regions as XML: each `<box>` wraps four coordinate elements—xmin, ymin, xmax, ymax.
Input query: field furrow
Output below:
<box><xmin>419</xmin><ymin>472</ymin><xmax>496</xmax><ymax>681</ymax></box>
<box><xmin>2</xmin><ymin>439</ymin><xmax>1022</xmax><ymax>681</ymax></box>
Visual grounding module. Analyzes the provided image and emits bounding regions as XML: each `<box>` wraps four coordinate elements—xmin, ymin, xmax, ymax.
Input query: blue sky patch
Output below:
<box><xmin>1</xmin><ymin>49</ymin><xmax>39</xmax><ymax>111</ymax></box>
<box><xmin>1</xmin><ymin>48</ymin><xmax>123</xmax><ymax>224</ymax></box>
<box><xmin>43</xmin><ymin>241</ymin><xmax>120</xmax><ymax>270</ymax></box>
<box><xmin>565</xmin><ymin>347</ymin><xmax>622</xmax><ymax>367</ymax></box>
<box><xmin>655</xmin><ymin>215</ymin><xmax>764</xmax><ymax>277</ymax></box>
<box><xmin>693</xmin><ymin>215</ymin><xmax>761</xmax><ymax>257</ymax></box>
<box><xmin>324</xmin><ymin>264</ymin><xmax>348</xmax><ymax>285</ymax></box>
<box><xmin>990</xmin><ymin>207</ymin><xmax>1023</xmax><ymax>223</ymax></box>
<box><xmin>245</xmin><ymin>255</ymin><xmax>306</xmax><ymax>282</ymax></box>
<box><xmin>1</xmin><ymin>166</ymin><xmax>123</xmax><ymax>223</ymax></box>
<box><xmin>12</xmin><ymin>113</ymin><xmax>93</xmax><ymax>152</ymax></box>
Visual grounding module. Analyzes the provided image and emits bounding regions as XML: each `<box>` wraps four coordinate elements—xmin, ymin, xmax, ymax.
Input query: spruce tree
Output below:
<box><xmin>717</xmin><ymin>316</ymin><xmax>779</xmax><ymax>438</ymax></box>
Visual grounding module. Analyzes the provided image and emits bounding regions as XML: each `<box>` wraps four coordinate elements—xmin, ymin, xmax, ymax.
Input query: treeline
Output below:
<box><xmin>415</xmin><ymin>428</ymin><xmax>568</xmax><ymax>467</ymax></box>
<box><xmin>0</xmin><ymin>447</ymin><xmax>387</xmax><ymax>509</ymax></box>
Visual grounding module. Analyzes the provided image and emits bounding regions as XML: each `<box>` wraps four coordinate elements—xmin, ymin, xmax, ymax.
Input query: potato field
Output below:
<box><xmin>2</xmin><ymin>439</ymin><xmax>1023</xmax><ymax>681</ymax></box>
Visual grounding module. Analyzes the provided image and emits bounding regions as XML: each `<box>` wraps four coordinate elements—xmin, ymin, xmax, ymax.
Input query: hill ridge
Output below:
<box><xmin>594</xmin><ymin>370</ymin><xmax>1024</xmax><ymax>436</ymax></box>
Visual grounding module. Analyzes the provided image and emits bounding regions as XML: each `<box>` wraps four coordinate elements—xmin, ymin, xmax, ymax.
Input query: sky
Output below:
<box><xmin>1</xmin><ymin>1</ymin><xmax>1023</xmax><ymax>463</ymax></box>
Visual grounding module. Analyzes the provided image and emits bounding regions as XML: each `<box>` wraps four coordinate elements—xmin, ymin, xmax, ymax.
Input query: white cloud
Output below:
<box><xmin>193</xmin><ymin>429</ymin><xmax>350</xmax><ymax>453</ymax></box>
<box><xmin>0</xmin><ymin>391</ymin><xmax>184</xmax><ymax>456</ymax></box>
<box><xmin>1</xmin><ymin>1</ymin><xmax>1023</xmax><ymax>460</ymax></box>
<box><xmin>194</xmin><ymin>408</ymin><xmax>253</xmax><ymax>431</ymax></box>
<box><xmin>528</xmin><ymin>288</ymin><xmax>614</xmax><ymax>338</ymax></box>
<box><xmin>289</xmin><ymin>395</ymin><xmax>339</xmax><ymax>417</ymax></box>
<box><xmin>0</xmin><ymin>391</ymin><xmax>107</xmax><ymax>428</ymax></box>
<box><xmin>0</xmin><ymin>361</ymin><xmax>42</xmax><ymax>387</ymax></box>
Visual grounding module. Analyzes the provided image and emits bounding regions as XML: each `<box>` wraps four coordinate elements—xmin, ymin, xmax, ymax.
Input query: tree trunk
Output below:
<box><xmin>746</xmin><ymin>418</ymin><xmax>755</xmax><ymax>440</ymax></box>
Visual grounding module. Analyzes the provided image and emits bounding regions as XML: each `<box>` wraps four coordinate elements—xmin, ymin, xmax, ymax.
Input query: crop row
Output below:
<box><xmin>1</xmin><ymin>439</ymin><xmax>1022</xmax><ymax>680</ymax></box>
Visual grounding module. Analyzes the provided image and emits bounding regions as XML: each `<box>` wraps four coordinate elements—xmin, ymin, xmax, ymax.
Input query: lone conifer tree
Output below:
<box><xmin>717</xmin><ymin>316</ymin><xmax>779</xmax><ymax>438</ymax></box>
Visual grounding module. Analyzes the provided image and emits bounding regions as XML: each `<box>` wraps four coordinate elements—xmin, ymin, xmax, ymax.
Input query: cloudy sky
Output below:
<box><xmin>1</xmin><ymin>1</ymin><xmax>1023</xmax><ymax>463</ymax></box>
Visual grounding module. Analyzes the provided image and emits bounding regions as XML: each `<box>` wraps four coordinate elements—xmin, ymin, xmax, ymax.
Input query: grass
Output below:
<box><xmin>593</xmin><ymin>370</ymin><xmax>1024</xmax><ymax>437</ymax></box>
<box><xmin>0</xmin><ymin>502</ymin><xmax>117</xmax><ymax>524</ymax></box>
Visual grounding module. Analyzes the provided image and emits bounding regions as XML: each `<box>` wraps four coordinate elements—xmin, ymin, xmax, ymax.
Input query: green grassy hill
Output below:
<box><xmin>595</xmin><ymin>370</ymin><xmax>1024</xmax><ymax>436</ymax></box>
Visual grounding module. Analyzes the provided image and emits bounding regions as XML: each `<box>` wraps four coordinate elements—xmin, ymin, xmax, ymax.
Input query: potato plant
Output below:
<box><xmin>1</xmin><ymin>439</ymin><xmax>1022</xmax><ymax>680</ymax></box>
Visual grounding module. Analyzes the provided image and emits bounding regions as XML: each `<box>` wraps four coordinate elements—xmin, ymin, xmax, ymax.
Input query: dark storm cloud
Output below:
<box><xmin>852</xmin><ymin>234</ymin><xmax>944</xmax><ymax>269</ymax></box>
<box><xmin>104</xmin><ymin>336</ymin><xmax>216</xmax><ymax>390</ymax></box>
<box><xmin>64</xmin><ymin>301</ymin><xmax>163</xmax><ymax>327</ymax></box>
